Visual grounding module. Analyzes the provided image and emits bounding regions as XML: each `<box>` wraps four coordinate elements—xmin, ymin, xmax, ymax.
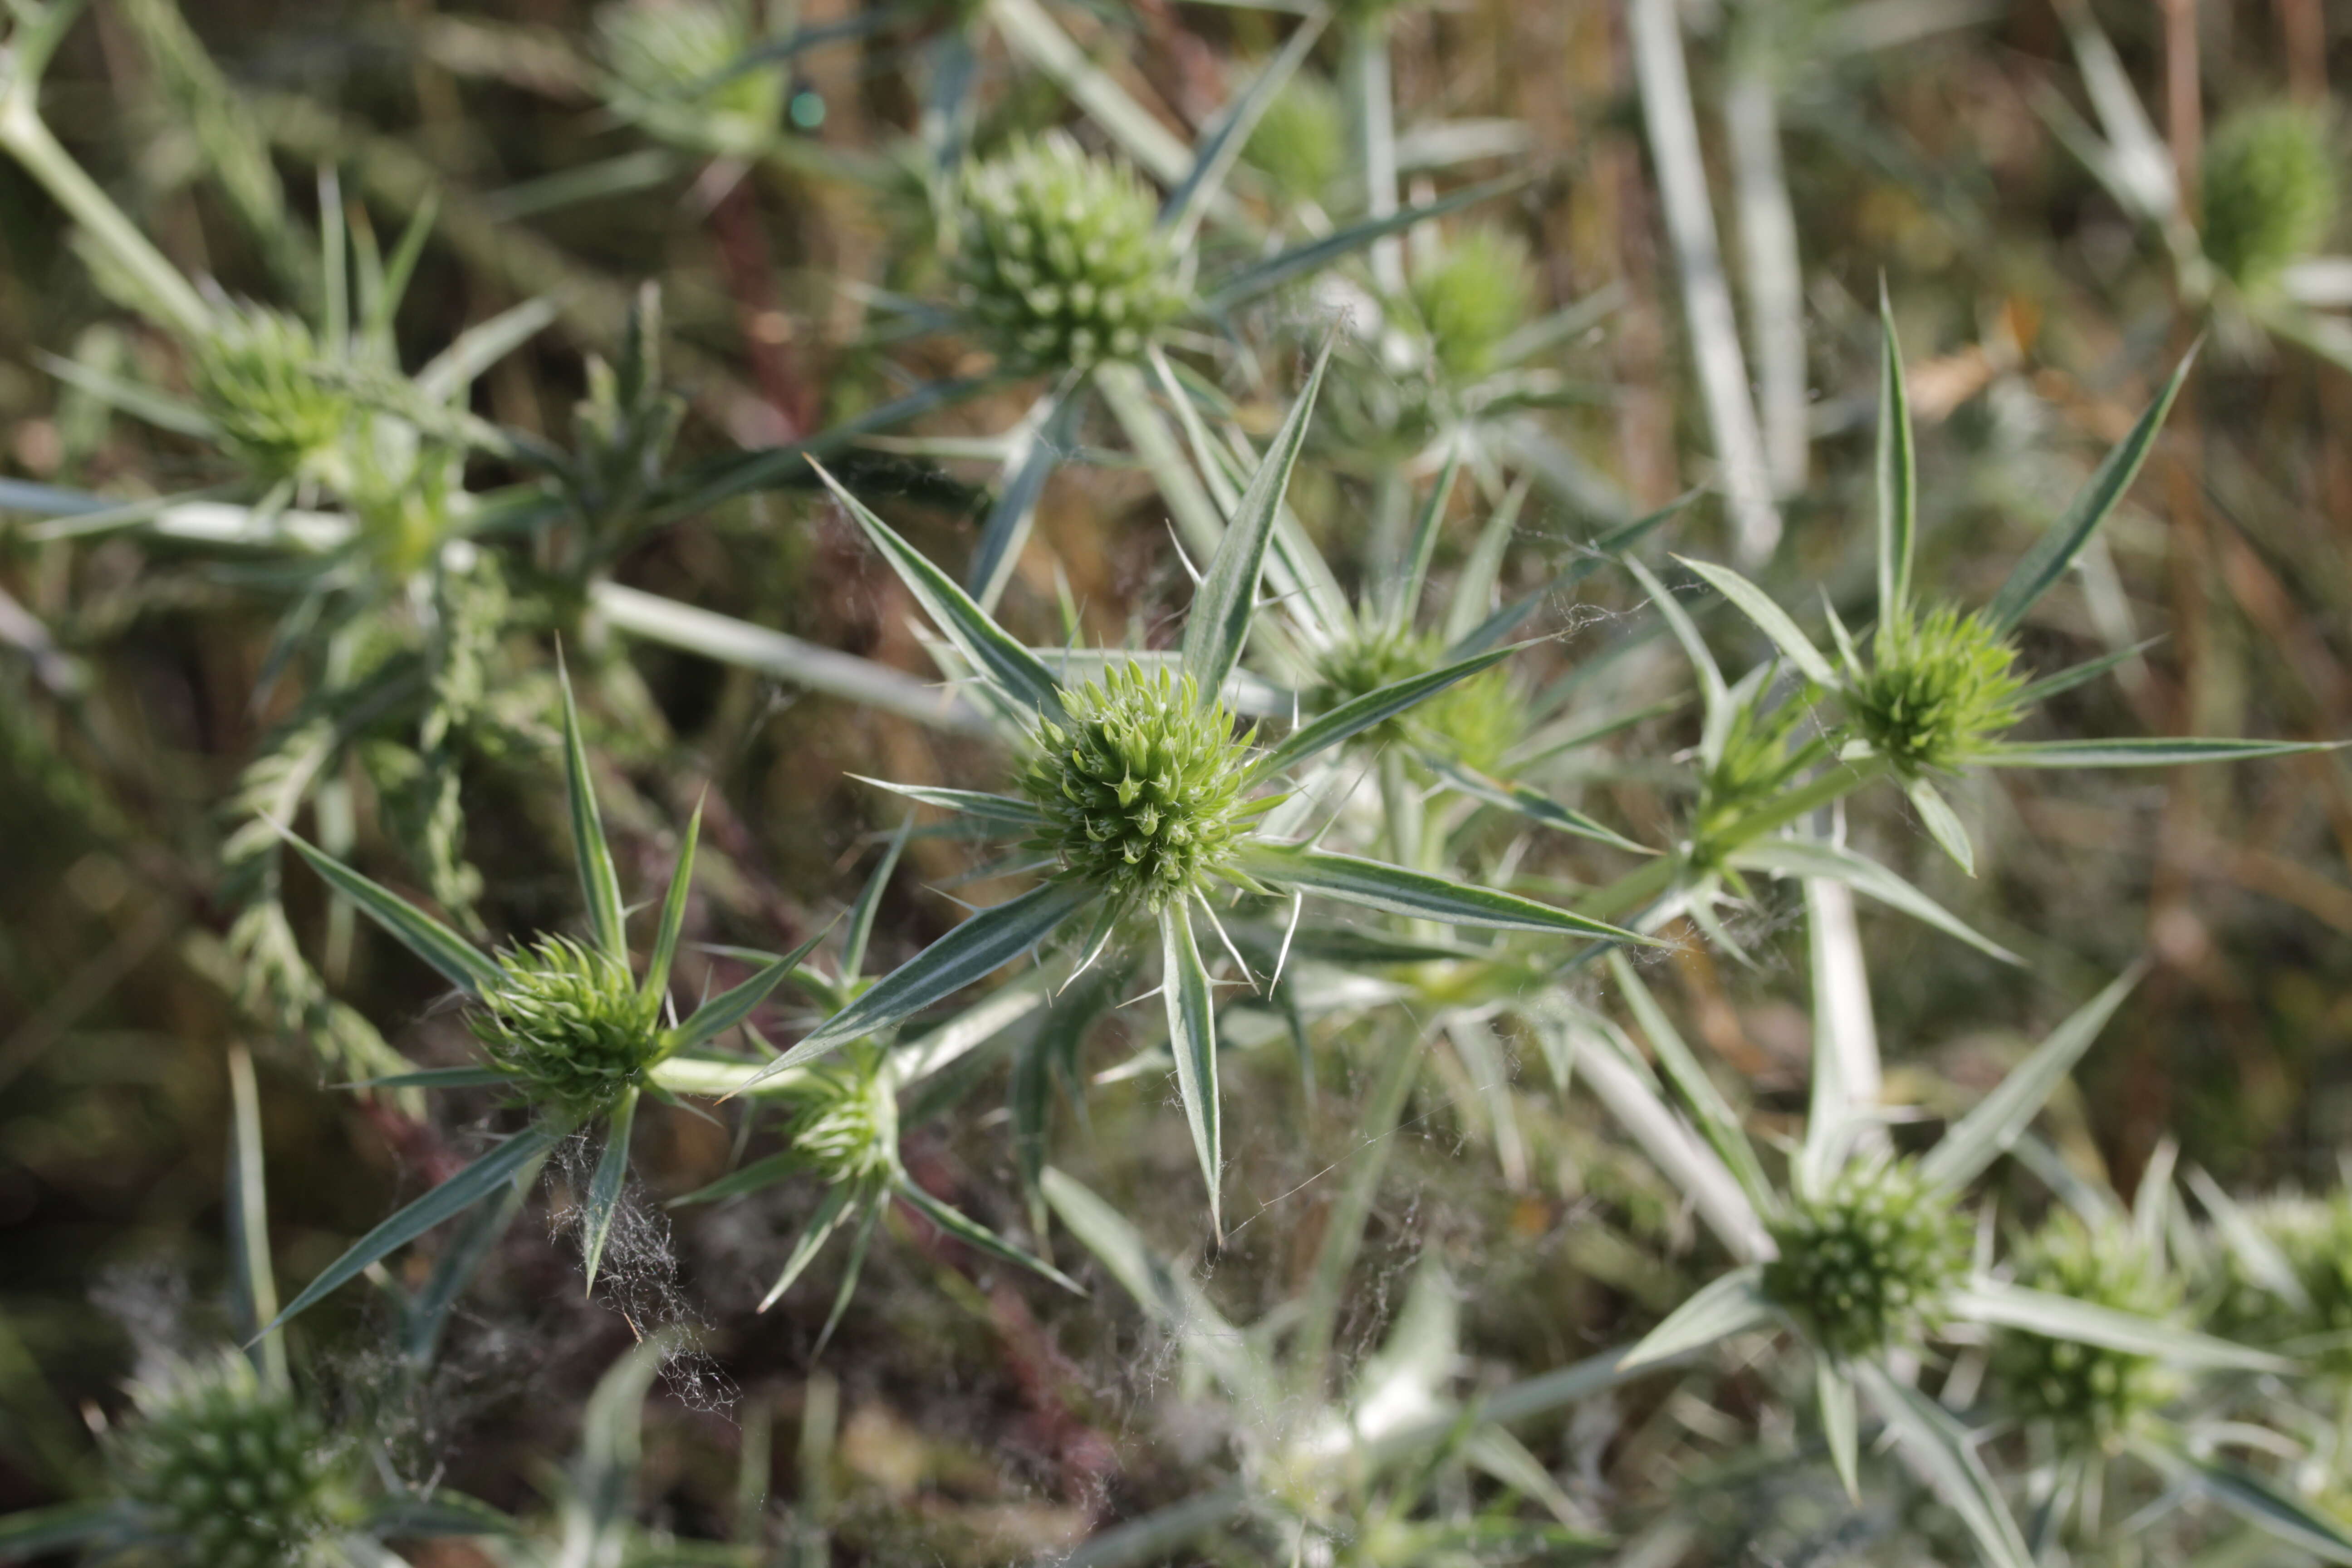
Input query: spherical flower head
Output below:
<box><xmin>114</xmin><ymin>1352</ymin><xmax>343</xmax><ymax>1568</ymax></box>
<box><xmin>470</xmin><ymin>935</ymin><xmax>659</xmax><ymax>1116</ymax></box>
<box><xmin>1314</xmin><ymin>628</ymin><xmax>1435</xmax><ymax>750</ymax></box>
<box><xmin>1990</xmin><ymin>1216</ymin><xmax>2180</xmax><ymax>1446</ymax></box>
<box><xmin>1407</xmin><ymin>225</ymin><xmax>1537</xmax><ymax>382</ymax></box>
<box><xmin>2202</xmin><ymin>106</ymin><xmax>2338</xmax><ymax>294</ymax></box>
<box><xmin>1313</xmin><ymin>629</ymin><xmax>1525</xmax><ymax>770</ymax></box>
<box><xmin>1849</xmin><ymin>604</ymin><xmax>2026</xmax><ymax>775</ymax></box>
<box><xmin>952</xmin><ymin>133</ymin><xmax>1186</xmax><ymax>372</ymax></box>
<box><xmin>190</xmin><ymin>304</ymin><xmax>352</xmax><ymax>488</ymax></box>
<box><xmin>788</xmin><ymin>1049</ymin><xmax>901</xmax><ymax>1188</ymax></box>
<box><xmin>2203</xmin><ymin>1193</ymin><xmax>2352</xmax><ymax>1378</ymax></box>
<box><xmin>1243</xmin><ymin>71</ymin><xmax>1345</xmax><ymax>206</ymax></box>
<box><xmin>596</xmin><ymin>0</ymin><xmax>784</xmax><ymax>158</ymax></box>
<box><xmin>1019</xmin><ymin>663</ymin><xmax>1262</xmax><ymax>911</ymax></box>
<box><xmin>1764</xmin><ymin>1157</ymin><xmax>1973</xmax><ymax>1359</ymax></box>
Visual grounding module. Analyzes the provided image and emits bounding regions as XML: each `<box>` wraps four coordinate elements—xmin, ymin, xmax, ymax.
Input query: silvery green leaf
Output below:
<box><xmin>274</xmin><ymin>825</ymin><xmax>502</xmax><ymax>997</ymax></box>
<box><xmin>1966</xmin><ymin>736</ymin><xmax>2339</xmax><ymax>768</ymax></box>
<box><xmin>1676</xmin><ymin>556</ymin><xmax>1838</xmax><ymax>686</ymax></box>
<box><xmin>1387</xmin><ymin>439</ymin><xmax>1461</xmax><ymax>636</ymax></box>
<box><xmin>641</xmin><ymin>797</ymin><xmax>703</xmax><ymax>1008</ymax></box>
<box><xmin>756</xmin><ymin>1182</ymin><xmax>856</xmax><ymax>1312</ymax></box>
<box><xmin>755</xmin><ymin>881</ymin><xmax>1091</xmax><ymax>1083</ymax></box>
<box><xmin>1607</xmin><ymin>953</ymin><xmax>1773</xmax><ymax>1212</ymax></box>
<box><xmin>35</xmin><ymin>351</ymin><xmax>216</xmax><ymax>438</ymax></box>
<box><xmin>1251</xmin><ymin>644</ymin><xmax>1515</xmax><ymax>779</ymax></box>
<box><xmin>849</xmin><ymin>776</ymin><xmax>1047</xmax><ymax>828</ymax></box>
<box><xmin>1423</xmin><ymin>756</ymin><xmax>1654</xmax><ymax>855</ymax></box>
<box><xmin>1800</xmin><ymin>876</ymin><xmax>1881</xmax><ymax>1200</ymax></box>
<box><xmin>1874</xmin><ymin>286</ymin><xmax>1917</xmax><ymax>625</ymax></box>
<box><xmin>969</xmin><ymin>381</ymin><xmax>1073</xmax><ymax>613</ymax></box>
<box><xmin>2012</xmin><ymin>636</ymin><xmax>2165</xmax><ymax>705</ymax></box>
<box><xmin>361</xmin><ymin>1491</ymin><xmax>518</xmax><ymax>1539</ymax></box>
<box><xmin>811</xmin><ymin>459</ymin><xmax>1068</xmax><ymax>722</ymax></box>
<box><xmin>1951</xmin><ymin>1279</ymin><xmax>2287</xmax><ymax>1370</ymax></box>
<box><xmin>665</xmin><ymin>926</ymin><xmax>830</xmax><ymax>1059</ymax></box>
<box><xmin>985</xmin><ymin>0</ymin><xmax>1191</xmax><ymax>183</ymax></box>
<box><xmin>558</xmin><ymin>663</ymin><xmax>630</xmax><ymax>968</ymax></box>
<box><xmin>814</xmin><ymin>1200</ymin><xmax>882</xmax><ymax>1356</ymax></box>
<box><xmin>1441</xmin><ymin>475</ymin><xmax>1531</xmax><ymax>647</ymax></box>
<box><xmin>1622</xmin><ymin>1265</ymin><xmax>1774</xmax><ymax>1367</ymax></box>
<box><xmin>842</xmin><ymin>812</ymin><xmax>914</xmax><ymax>984</ymax></box>
<box><xmin>1160</xmin><ymin>902</ymin><xmax>1224</xmax><ymax>1232</ymax></box>
<box><xmin>895</xmin><ymin>1179</ymin><xmax>1083</xmax><ymax>1294</ymax></box>
<box><xmin>1727</xmin><ymin>837</ymin><xmax>2016</xmax><ymax>963</ymax></box>
<box><xmin>1179</xmin><ymin>340</ymin><xmax>1329</xmax><ymax>701</ymax></box>
<box><xmin>1905</xmin><ymin>777</ymin><xmax>1975</xmax><ymax>877</ymax></box>
<box><xmin>1622</xmin><ymin>554</ymin><xmax>1730</xmax><ymax>767</ymax></box>
<box><xmin>1855</xmin><ymin>1362</ymin><xmax>2033</xmax><ymax>1568</ymax></box>
<box><xmin>2186</xmin><ymin>1166</ymin><xmax>2313</xmax><ymax>1313</ymax></box>
<box><xmin>1920</xmin><ymin>965</ymin><xmax>2141</xmax><ymax>1191</ymax></box>
<box><xmin>579</xmin><ymin>1088</ymin><xmax>637</xmax><ymax>1293</ymax></box>
<box><xmin>413</xmin><ymin>296</ymin><xmax>557</xmax><ymax>402</ymax></box>
<box><xmin>1439</xmin><ymin>490</ymin><xmax>1690</xmax><ymax>663</ymax></box>
<box><xmin>1237</xmin><ymin>844</ymin><xmax>1649</xmax><ymax>942</ymax></box>
<box><xmin>1198</xmin><ymin>173</ymin><xmax>1527</xmax><ymax>314</ymax></box>
<box><xmin>264</xmin><ymin>1123</ymin><xmax>565</xmax><ymax>1336</ymax></box>
<box><xmin>2130</xmin><ymin>1439</ymin><xmax>2352</xmax><ymax>1564</ymax></box>
<box><xmin>0</xmin><ymin>1500</ymin><xmax>140</xmax><ymax>1557</ymax></box>
<box><xmin>1984</xmin><ymin>349</ymin><xmax>2194</xmax><ymax>634</ymax></box>
<box><xmin>653</xmin><ymin>379</ymin><xmax>996</xmax><ymax>523</ymax></box>
<box><xmin>223</xmin><ymin>1048</ymin><xmax>284</xmax><ymax>1388</ymax></box>
<box><xmin>339</xmin><ymin>1067</ymin><xmax>515</xmax><ymax>1091</ymax></box>
<box><xmin>402</xmin><ymin>1157</ymin><xmax>534</xmax><ymax>1367</ymax></box>
<box><xmin>1158</xmin><ymin>13</ymin><xmax>1323</xmax><ymax>243</ymax></box>
<box><xmin>1818</xmin><ymin>1358</ymin><xmax>1862</xmax><ymax>1504</ymax></box>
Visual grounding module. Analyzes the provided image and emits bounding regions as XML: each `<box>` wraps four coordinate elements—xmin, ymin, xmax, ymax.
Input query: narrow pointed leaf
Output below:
<box><xmin>969</xmin><ymin>383</ymin><xmax>1070</xmax><ymax>612</ymax></box>
<box><xmin>580</xmin><ymin>1089</ymin><xmax>638</xmax><ymax>1293</ymax></box>
<box><xmin>640</xmin><ymin>797</ymin><xmax>703</xmax><ymax>1007</ymax></box>
<box><xmin>1426</xmin><ymin>755</ymin><xmax>1654</xmax><ymax>854</ymax></box>
<box><xmin>1180</xmin><ymin>341</ymin><xmax>1329</xmax><ymax>700</ymax></box>
<box><xmin>665</xmin><ymin>927</ymin><xmax>830</xmax><ymax>1058</ymax></box>
<box><xmin>1387</xmin><ymin>440</ymin><xmax>1461</xmax><ymax>636</ymax></box>
<box><xmin>1875</xmin><ymin>288</ymin><xmax>1916</xmax><ymax>623</ymax></box>
<box><xmin>0</xmin><ymin>1500</ymin><xmax>138</xmax><ymax>1557</ymax></box>
<box><xmin>1252</xmin><ymin>644</ymin><xmax>1515</xmax><ymax>779</ymax></box>
<box><xmin>2187</xmin><ymin>1166</ymin><xmax>2312</xmax><ymax>1313</ymax></box>
<box><xmin>1855</xmin><ymin>1362</ymin><xmax>2033</xmax><ymax>1568</ymax></box>
<box><xmin>557</xmin><ymin>668</ymin><xmax>630</xmax><ymax>968</ymax></box>
<box><xmin>895</xmin><ymin>1180</ymin><xmax>1083</xmax><ymax>1294</ymax></box>
<box><xmin>1984</xmin><ymin>350</ymin><xmax>2194</xmax><ymax>633</ymax></box>
<box><xmin>813</xmin><ymin>1200</ymin><xmax>882</xmax><ymax>1355</ymax></box>
<box><xmin>849</xmin><ymin>776</ymin><xmax>1048</xmax><ymax>827</ymax></box>
<box><xmin>224</xmin><ymin>1048</ymin><xmax>284</xmax><ymax>1388</ymax></box>
<box><xmin>810</xmin><ymin>458</ymin><xmax>1067</xmax><ymax>721</ymax></box>
<box><xmin>1966</xmin><ymin>736</ymin><xmax>2340</xmax><ymax>768</ymax></box>
<box><xmin>263</xmin><ymin>1124</ymin><xmax>563</xmax><ymax>1336</ymax></box>
<box><xmin>1622</xmin><ymin>555</ymin><xmax>1729</xmax><ymax>760</ymax></box>
<box><xmin>1905</xmin><ymin>777</ymin><xmax>1975</xmax><ymax>876</ymax></box>
<box><xmin>2013</xmin><ymin>637</ymin><xmax>2165</xmax><ymax>705</ymax></box>
<box><xmin>1158</xmin><ymin>13</ymin><xmax>1323</xmax><ymax>241</ymax></box>
<box><xmin>1951</xmin><ymin>1279</ymin><xmax>2287</xmax><ymax>1370</ymax></box>
<box><xmin>1607</xmin><ymin>953</ymin><xmax>1773</xmax><ymax>1210</ymax></box>
<box><xmin>403</xmin><ymin>1156</ymin><xmax>536</xmax><ymax>1366</ymax></box>
<box><xmin>1041</xmin><ymin>1166</ymin><xmax>1256</xmax><ymax>1398</ymax></box>
<box><xmin>1728</xmin><ymin>837</ymin><xmax>2017</xmax><ymax>963</ymax></box>
<box><xmin>1199</xmin><ymin>173</ymin><xmax>1526</xmax><ymax>314</ymax></box>
<box><xmin>1441</xmin><ymin>491</ymin><xmax>1692</xmax><ymax>663</ymax></box>
<box><xmin>1920</xmin><ymin>966</ymin><xmax>2141</xmax><ymax>1191</ymax></box>
<box><xmin>753</xmin><ymin>882</ymin><xmax>1090</xmax><ymax>1084</ymax></box>
<box><xmin>1622</xmin><ymin>1265</ymin><xmax>1774</xmax><ymax>1367</ymax></box>
<box><xmin>1676</xmin><ymin>556</ymin><xmax>1838</xmax><ymax>686</ymax></box>
<box><xmin>843</xmin><ymin>813</ymin><xmax>914</xmax><ymax>983</ymax></box>
<box><xmin>275</xmin><ymin>827</ymin><xmax>501</xmax><ymax>996</ymax></box>
<box><xmin>756</xmin><ymin>1182</ymin><xmax>856</xmax><ymax>1311</ymax></box>
<box><xmin>2132</xmin><ymin>1441</ymin><xmax>2352</xmax><ymax>1564</ymax></box>
<box><xmin>1442</xmin><ymin>475</ymin><xmax>1531</xmax><ymax>647</ymax></box>
<box><xmin>1237</xmin><ymin>844</ymin><xmax>1651</xmax><ymax>941</ymax></box>
<box><xmin>339</xmin><ymin>1067</ymin><xmax>517</xmax><ymax>1091</ymax></box>
<box><xmin>1818</xmin><ymin>1359</ymin><xmax>1862</xmax><ymax>1504</ymax></box>
<box><xmin>1161</xmin><ymin>904</ymin><xmax>1223</xmax><ymax>1232</ymax></box>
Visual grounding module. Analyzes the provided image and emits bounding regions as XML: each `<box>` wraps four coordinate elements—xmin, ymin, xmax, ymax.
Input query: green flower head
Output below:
<box><xmin>596</xmin><ymin>0</ymin><xmax>784</xmax><ymax>158</ymax></box>
<box><xmin>2204</xmin><ymin>1192</ymin><xmax>2352</xmax><ymax>1378</ymax></box>
<box><xmin>470</xmin><ymin>934</ymin><xmax>661</xmax><ymax>1116</ymax></box>
<box><xmin>189</xmin><ymin>304</ymin><xmax>353</xmax><ymax>488</ymax></box>
<box><xmin>1314</xmin><ymin>628</ymin><xmax>1524</xmax><ymax>770</ymax></box>
<box><xmin>1990</xmin><ymin>1215</ymin><xmax>2180</xmax><ymax>1445</ymax></box>
<box><xmin>2202</xmin><ymin>105</ymin><xmax>2339</xmax><ymax>293</ymax></box>
<box><xmin>1850</xmin><ymin>605</ymin><xmax>2026</xmax><ymax>775</ymax></box>
<box><xmin>114</xmin><ymin>1353</ymin><xmax>345</xmax><ymax>1568</ymax></box>
<box><xmin>1407</xmin><ymin>225</ymin><xmax>1537</xmax><ymax>382</ymax></box>
<box><xmin>1765</xmin><ymin>1157</ymin><xmax>1973</xmax><ymax>1359</ymax></box>
<box><xmin>1243</xmin><ymin>71</ymin><xmax>1346</xmax><ymax>206</ymax></box>
<box><xmin>787</xmin><ymin>1047</ymin><xmax>901</xmax><ymax>1189</ymax></box>
<box><xmin>1019</xmin><ymin>662</ymin><xmax>1266</xmax><ymax>910</ymax></box>
<box><xmin>953</xmin><ymin>132</ymin><xmax>1187</xmax><ymax>371</ymax></box>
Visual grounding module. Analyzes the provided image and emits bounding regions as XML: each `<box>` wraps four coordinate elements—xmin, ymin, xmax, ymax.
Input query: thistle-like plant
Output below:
<box><xmin>2200</xmin><ymin>105</ymin><xmax>2340</xmax><ymax>297</ymax></box>
<box><xmin>255</xmin><ymin>669</ymin><xmax>807</xmax><ymax>1330</ymax></box>
<box><xmin>0</xmin><ymin>1050</ymin><xmax>506</xmax><ymax>1566</ymax></box>
<box><xmin>595</xmin><ymin>0</ymin><xmax>791</xmax><ymax>162</ymax></box>
<box><xmin>728</xmin><ymin>355</ymin><xmax>1648</xmax><ymax>1228</ymax></box>
<box><xmin>1584</xmin><ymin>910</ymin><xmax>2290</xmax><ymax>1568</ymax></box>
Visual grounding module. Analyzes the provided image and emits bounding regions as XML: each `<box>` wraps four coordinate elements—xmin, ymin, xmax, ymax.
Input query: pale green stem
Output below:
<box><xmin>1340</xmin><ymin>19</ymin><xmax>1402</xmax><ymax>296</ymax></box>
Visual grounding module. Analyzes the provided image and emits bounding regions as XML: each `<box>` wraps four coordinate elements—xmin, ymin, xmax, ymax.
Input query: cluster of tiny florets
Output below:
<box><xmin>2201</xmin><ymin>1193</ymin><xmax>2352</xmax><ymax>1378</ymax></box>
<box><xmin>2201</xmin><ymin>106</ymin><xmax>2339</xmax><ymax>292</ymax></box>
<box><xmin>1019</xmin><ymin>663</ymin><xmax>1262</xmax><ymax>910</ymax></box>
<box><xmin>1407</xmin><ymin>225</ymin><xmax>1536</xmax><ymax>382</ymax></box>
<box><xmin>470</xmin><ymin>935</ymin><xmax>659</xmax><ymax>1115</ymax></box>
<box><xmin>1243</xmin><ymin>72</ymin><xmax>1345</xmax><ymax>205</ymax></box>
<box><xmin>1849</xmin><ymin>605</ymin><xmax>2026</xmax><ymax>774</ymax></box>
<box><xmin>1314</xmin><ymin>629</ymin><xmax>1436</xmax><ymax>750</ymax></box>
<box><xmin>1990</xmin><ymin>1216</ymin><xmax>2180</xmax><ymax>1445</ymax></box>
<box><xmin>1764</xmin><ymin>1159</ymin><xmax>1973</xmax><ymax>1359</ymax></box>
<box><xmin>952</xmin><ymin>133</ymin><xmax>1186</xmax><ymax>371</ymax></box>
<box><xmin>788</xmin><ymin>1050</ymin><xmax>901</xmax><ymax>1188</ymax></box>
<box><xmin>596</xmin><ymin>0</ymin><xmax>784</xmax><ymax>157</ymax></box>
<box><xmin>189</xmin><ymin>304</ymin><xmax>352</xmax><ymax>487</ymax></box>
<box><xmin>114</xmin><ymin>1353</ymin><xmax>342</xmax><ymax>1568</ymax></box>
<box><xmin>1313</xmin><ymin>630</ymin><xmax>1524</xmax><ymax>770</ymax></box>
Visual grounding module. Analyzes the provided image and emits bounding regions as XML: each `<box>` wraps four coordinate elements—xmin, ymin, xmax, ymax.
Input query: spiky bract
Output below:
<box><xmin>596</xmin><ymin>0</ymin><xmax>784</xmax><ymax>158</ymax></box>
<box><xmin>470</xmin><ymin>935</ymin><xmax>659</xmax><ymax>1115</ymax></box>
<box><xmin>2202</xmin><ymin>106</ymin><xmax>2338</xmax><ymax>292</ymax></box>
<box><xmin>1850</xmin><ymin>605</ymin><xmax>2025</xmax><ymax>774</ymax></box>
<box><xmin>1407</xmin><ymin>225</ymin><xmax>1535</xmax><ymax>382</ymax></box>
<box><xmin>1990</xmin><ymin>1216</ymin><xmax>2180</xmax><ymax>1445</ymax></box>
<box><xmin>2203</xmin><ymin>1193</ymin><xmax>2352</xmax><ymax>1377</ymax></box>
<box><xmin>1019</xmin><ymin>663</ymin><xmax>1263</xmax><ymax>910</ymax></box>
<box><xmin>114</xmin><ymin>1352</ymin><xmax>344</xmax><ymax>1568</ymax></box>
<box><xmin>787</xmin><ymin>1048</ymin><xmax>901</xmax><ymax>1189</ymax></box>
<box><xmin>1764</xmin><ymin>1158</ymin><xmax>1972</xmax><ymax>1359</ymax></box>
<box><xmin>189</xmin><ymin>304</ymin><xmax>352</xmax><ymax>487</ymax></box>
<box><xmin>952</xmin><ymin>133</ymin><xmax>1186</xmax><ymax>372</ymax></box>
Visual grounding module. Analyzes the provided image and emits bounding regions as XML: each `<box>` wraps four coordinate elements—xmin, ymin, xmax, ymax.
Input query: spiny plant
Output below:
<box><xmin>595</xmin><ymin>0</ymin><xmax>792</xmax><ymax>163</ymax></box>
<box><xmin>2201</xmin><ymin>104</ymin><xmax>2341</xmax><ymax>295</ymax></box>
<box><xmin>729</xmin><ymin>352</ymin><xmax>1650</xmax><ymax>1229</ymax></box>
<box><xmin>0</xmin><ymin>1050</ymin><xmax>506</xmax><ymax>1566</ymax></box>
